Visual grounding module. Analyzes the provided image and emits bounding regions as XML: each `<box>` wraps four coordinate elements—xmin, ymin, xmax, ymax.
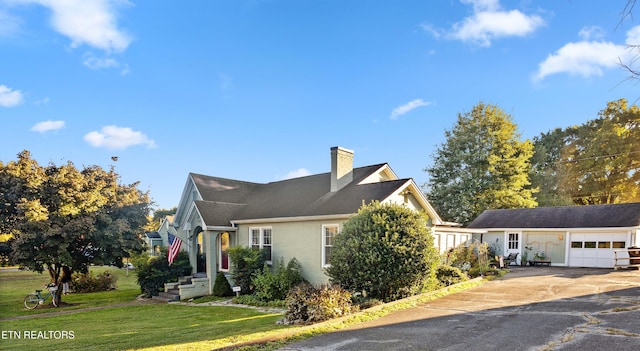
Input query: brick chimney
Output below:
<box><xmin>330</xmin><ymin>146</ymin><xmax>353</xmax><ymax>192</ymax></box>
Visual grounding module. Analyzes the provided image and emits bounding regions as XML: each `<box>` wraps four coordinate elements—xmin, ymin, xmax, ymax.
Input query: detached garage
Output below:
<box><xmin>467</xmin><ymin>202</ymin><xmax>640</xmax><ymax>268</ymax></box>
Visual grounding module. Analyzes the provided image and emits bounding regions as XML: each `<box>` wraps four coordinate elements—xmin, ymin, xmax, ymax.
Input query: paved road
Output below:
<box><xmin>280</xmin><ymin>267</ymin><xmax>640</xmax><ymax>351</ymax></box>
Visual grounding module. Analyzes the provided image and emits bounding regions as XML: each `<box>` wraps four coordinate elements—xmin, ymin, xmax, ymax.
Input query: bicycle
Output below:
<box><xmin>24</xmin><ymin>283</ymin><xmax>59</xmax><ymax>309</ymax></box>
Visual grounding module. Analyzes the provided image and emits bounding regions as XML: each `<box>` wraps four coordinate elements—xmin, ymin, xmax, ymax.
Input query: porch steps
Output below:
<box><xmin>152</xmin><ymin>291</ymin><xmax>180</xmax><ymax>302</ymax></box>
<box><xmin>153</xmin><ymin>274</ymin><xmax>209</xmax><ymax>302</ymax></box>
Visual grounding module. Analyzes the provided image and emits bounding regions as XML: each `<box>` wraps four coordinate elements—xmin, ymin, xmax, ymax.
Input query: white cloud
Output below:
<box><xmin>82</xmin><ymin>53</ymin><xmax>130</xmax><ymax>74</ymax></box>
<box><xmin>84</xmin><ymin>125</ymin><xmax>157</xmax><ymax>150</ymax></box>
<box><xmin>0</xmin><ymin>85</ymin><xmax>24</xmax><ymax>107</ymax></box>
<box><xmin>625</xmin><ymin>26</ymin><xmax>640</xmax><ymax>46</ymax></box>
<box><xmin>390</xmin><ymin>99</ymin><xmax>431</xmax><ymax>120</ymax></box>
<box><xmin>279</xmin><ymin>168</ymin><xmax>312</xmax><ymax>180</ymax></box>
<box><xmin>31</xmin><ymin>120</ymin><xmax>65</xmax><ymax>133</ymax></box>
<box><xmin>25</xmin><ymin>0</ymin><xmax>133</xmax><ymax>53</ymax></box>
<box><xmin>424</xmin><ymin>0</ymin><xmax>544</xmax><ymax>47</ymax></box>
<box><xmin>0</xmin><ymin>9</ymin><xmax>22</xmax><ymax>36</ymax></box>
<box><xmin>83</xmin><ymin>53</ymin><xmax>120</xmax><ymax>69</ymax></box>
<box><xmin>34</xmin><ymin>96</ymin><xmax>50</xmax><ymax>105</ymax></box>
<box><xmin>578</xmin><ymin>26</ymin><xmax>605</xmax><ymax>41</ymax></box>
<box><xmin>532</xmin><ymin>26</ymin><xmax>639</xmax><ymax>81</ymax></box>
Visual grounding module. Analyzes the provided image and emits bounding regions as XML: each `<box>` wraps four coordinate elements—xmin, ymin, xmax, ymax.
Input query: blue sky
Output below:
<box><xmin>1</xmin><ymin>0</ymin><xmax>638</xmax><ymax>211</ymax></box>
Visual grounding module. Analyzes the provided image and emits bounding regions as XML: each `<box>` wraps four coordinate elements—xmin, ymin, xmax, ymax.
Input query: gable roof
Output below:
<box><xmin>189</xmin><ymin>163</ymin><xmax>440</xmax><ymax>227</ymax></box>
<box><xmin>145</xmin><ymin>232</ymin><xmax>161</xmax><ymax>239</ymax></box>
<box><xmin>467</xmin><ymin>202</ymin><xmax>640</xmax><ymax>229</ymax></box>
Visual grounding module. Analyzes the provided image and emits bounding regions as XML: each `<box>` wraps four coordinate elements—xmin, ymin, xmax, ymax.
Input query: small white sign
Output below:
<box><xmin>232</xmin><ymin>286</ymin><xmax>241</xmax><ymax>292</ymax></box>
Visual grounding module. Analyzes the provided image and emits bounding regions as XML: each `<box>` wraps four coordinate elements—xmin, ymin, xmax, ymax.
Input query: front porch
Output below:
<box><xmin>153</xmin><ymin>273</ymin><xmax>209</xmax><ymax>302</ymax></box>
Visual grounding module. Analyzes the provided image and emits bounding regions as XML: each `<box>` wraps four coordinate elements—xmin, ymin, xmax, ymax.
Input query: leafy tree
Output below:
<box><xmin>558</xmin><ymin>99</ymin><xmax>640</xmax><ymax>204</ymax></box>
<box><xmin>326</xmin><ymin>202</ymin><xmax>439</xmax><ymax>302</ymax></box>
<box><xmin>529</xmin><ymin>128</ymin><xmax>575</xmax><ymax>206</ymax></box>
<box><xmin>1</xmin><ymin>150</ymin><xmax>151</xmax><ymax>303</ymax></box>
<box><xmin>143</xmin><ymin>207</ymin><xmax>177</xmax><ymax>233</ymax></box>
<box><xmin>425</xmin><ymin>102</ymin><xmax>537</xmax><ymax>225</ymax></box>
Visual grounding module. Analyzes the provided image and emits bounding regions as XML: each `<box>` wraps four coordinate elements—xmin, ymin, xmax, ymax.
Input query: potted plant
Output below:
<box><xmin>522</xmin><ymin>246</ymin><xmax>532</xmax><ymax>266</ymax></box>
<box><xmin>534</xmin><ymin>251</ymin><xmax>547</xmax><ymax>261</ymax></box>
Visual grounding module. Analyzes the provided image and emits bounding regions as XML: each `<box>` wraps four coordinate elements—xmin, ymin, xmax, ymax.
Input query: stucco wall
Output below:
<box><xmin>523</xmin><ymin>231</ymin><xmax>566</xmax><ymax>264</ymax></box>
<box><xmin>483</xmin><ymin>232</ymin><xmax>505</xmax><ymax>256</ymax></box>
<box><xmin>237</xmin><ymin>218</ymin><xmax>348</xmax><ymax>285</ymax></box>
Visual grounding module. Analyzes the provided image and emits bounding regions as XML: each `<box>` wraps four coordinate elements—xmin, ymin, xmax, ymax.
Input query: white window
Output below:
<box><xmin>433</xmin><ymin>234</ymin><xmax>441</xmax><ymax>253</ymax></box>
<box><xmin>249</xmin><ymin>227</ymin><xmax>272</xmax><ymax>262</ymax></box>
<box><xmin>446</xmin><ymin>234</ymin><xmax>456</xmax><ymax>250</ymax></box>
<box><xmin>508</xmin><ymin>233</ymin><xmax>519</xmax><ymax>250</ymax></box>
<box><xmin>322</xmin><ymin>224</ymin><xmax>338</xmax><ymax>267</ymax></box>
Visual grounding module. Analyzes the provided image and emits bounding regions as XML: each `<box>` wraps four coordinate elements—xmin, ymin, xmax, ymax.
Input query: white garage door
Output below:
<box><xmin>569</xmin><ymin>233</ymin><xmax>628</xmax><ymax>268</ymax></box>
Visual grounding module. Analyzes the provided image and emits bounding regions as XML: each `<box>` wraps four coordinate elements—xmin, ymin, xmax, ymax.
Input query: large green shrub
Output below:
<box><xmin>135</xmin><ymin>249</ymin><xmax>192</xmax><ymax>297</ymax></box>
<box><xmin>326</xmin><ymin>202</ymin><xmax>439</xmax><ymax>302</ymax></box>
<box><xmin>253</xmin><ymin>257</ymin><xmax>306</xmax><ymax>302</ymax></box>
<box><xmin>285</xmin><ymin>283</ymin><xmax>355</xmax><ymax>324</ymax></box>
<box><xmin>71</xmin><ymin>270</ymin><xmax>117</xmax><ymax>292</ymax></box>
<box><xmin>212</xmin><ymin>272</ymin><xmax>234</xmax><ymax>297</ymax></box>
<box><xmin>228</xmin><ymin>246</ymin><xmax>268</xmax><ymax>295</ymax></box>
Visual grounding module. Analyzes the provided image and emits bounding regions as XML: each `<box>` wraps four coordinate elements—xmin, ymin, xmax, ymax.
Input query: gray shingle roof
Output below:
<box><xmin>145</xmin><ymin>232</ymin><xmax>161</xmax><ymax>239</ymax></box>
<box><xmin>467</xmin><ymin>202</ymin><xmax>640</xmax><ymax>229</ymax></box>
<box><xmin>190</xmin><ymin>164</ymin><xmax>411</xmax><ymax>226</ymax></box>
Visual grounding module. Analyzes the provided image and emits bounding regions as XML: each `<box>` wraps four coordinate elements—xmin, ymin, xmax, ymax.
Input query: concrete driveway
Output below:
<box><xmin>280</xmin><ymin>267</ymin><xmax>640</xmax><ymax>351</ymax></box>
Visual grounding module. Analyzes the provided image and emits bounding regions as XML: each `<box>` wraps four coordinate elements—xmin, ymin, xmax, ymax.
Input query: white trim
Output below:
<box><xmin>249</xmin><ymin>226</ymin><xmax>273</xmax><ymax>262</ymax></box>
<box><xmin>433</xmin><ymin>226</ymin><xmax>486</xmax><ymax>234</ymax></box>
<box><xmin>218</xmin><ymin>232</ymin><xmax>230</xmax><ymax>272</ymax></box>
<box><xmin>358</xmin><ymin>164</ymin><xmax>399</xmax><ymax>184</ymax></box>
<box><xmin>475</xmin><ymin>226</ymin><xmax>640</xmax><ymax>232</ymax></box>
<box><xmin>205</xmin><ymin>226</ymin><xmax>237</xmax><ymax>231</ymax></box>
<box><xmin>321</xmin><ymin>224</ymin><xmax>339</xmax><ymax>268</ymax></box>
<box><xmin>384</xmin><ymin>179</ymin><xmax>444</xmax><ymax>225</ymax></box>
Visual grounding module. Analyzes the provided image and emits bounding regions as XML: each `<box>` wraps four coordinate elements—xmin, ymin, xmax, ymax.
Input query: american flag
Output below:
<box><xmin>168</xmin><ymin>232</ymin><xmax>182</xmax><ymax>265</ymax></box>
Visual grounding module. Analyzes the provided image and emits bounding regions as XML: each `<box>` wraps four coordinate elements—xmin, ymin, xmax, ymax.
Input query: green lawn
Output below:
<box><xmin>0</xmin><ymin>267</ymin><xmax>487</xmax><ymax>350</ymax></box>
<box><xmin>0</xmin><ymin>267</ymin><xmax>291</xmax><ymax>351</ymax></box>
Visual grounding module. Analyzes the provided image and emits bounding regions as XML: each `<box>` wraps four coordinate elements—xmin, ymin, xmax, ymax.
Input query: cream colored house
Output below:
<box><xmin>170</xmin><ymin>147</ymin><xmax>477</xmax><ymax>297</ymax></box>
<box><xmin>468</xmin><ymin>203</ymin><xmax>640</xmax><ymax>268</ymax></box>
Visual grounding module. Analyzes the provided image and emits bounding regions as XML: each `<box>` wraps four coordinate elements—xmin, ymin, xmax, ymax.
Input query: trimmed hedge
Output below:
<box><xmin>212</xmin><ymin>272</ymin><xmax>234</xmax><ymax>297</ymax></box>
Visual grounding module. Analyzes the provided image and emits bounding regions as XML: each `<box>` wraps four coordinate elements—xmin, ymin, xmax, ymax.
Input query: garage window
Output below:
<box><xmin>613</xmin><ymin>241</ymin><xmax>626</xmax><ymax>248</ymax></box>
<box><xmin>584</xmin><ymin>241</ymin><xmax>596</xmax><ymax>249</ymax></box>
<box><xmin>598</xmin><ymin>242</ymin><xmax>611</xmax><ymax>248</ymax></box>
<box><xmin>571</xmin><ymin>241</ymin><xmax>583</xmax><ymax>248</ymax></box>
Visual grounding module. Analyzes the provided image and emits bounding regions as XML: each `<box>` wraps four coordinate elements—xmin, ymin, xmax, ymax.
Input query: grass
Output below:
<box><xmin>0</xmin><ymin>266</ymin><xmax>140</xmax><ymax>318</ymax></box>
<box><xmin>0</xmin><ymin>267</ymin><xmax>290</xmax><ymax>350</ymax></box>
<box><xmin>0</xmin><ymin>267</ymin><xmax>487</xmax><ymax>350</ymax></box>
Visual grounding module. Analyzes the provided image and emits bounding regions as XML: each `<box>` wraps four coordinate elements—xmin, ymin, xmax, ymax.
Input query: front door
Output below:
<box><xmin>506</xmin><ymin>232</ymin><xmax>521</xmax><ymax>265</ymax></box>
<box><xmin>219</xmin><ymin>232</ymin><xmax>230</xmax><ymax>271</ymax></box>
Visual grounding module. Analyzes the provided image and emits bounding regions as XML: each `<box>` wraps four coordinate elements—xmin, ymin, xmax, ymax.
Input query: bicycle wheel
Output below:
<box><xmin>24</xmin><ymin>294</ymin><xmax>39</xmax><ymax>309</ymax></box>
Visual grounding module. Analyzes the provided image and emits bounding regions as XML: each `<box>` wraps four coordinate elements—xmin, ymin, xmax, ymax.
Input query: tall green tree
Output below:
<box><xmin>529</xmin><ymin>128</ymin><xmax>574</xmax><ymax>206</ymax></box>
<box><xmin>425</xmin><ymin>102</ymin><xmax>537</xmax><ymax>225</ymax></box>
<box><xmin>326</xmin><ymin>202</ymin><xmax>439</xmax><ymax>302</ymax></box>
<box><xmin>1</xmin><ymin>150</ymin><xmax>151</xmax><ymax>302</ymax></box>
<box><xmin>558</xmin><ymin>99</ymin><xmax>640</xmax><ymax>204</ymax></box>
